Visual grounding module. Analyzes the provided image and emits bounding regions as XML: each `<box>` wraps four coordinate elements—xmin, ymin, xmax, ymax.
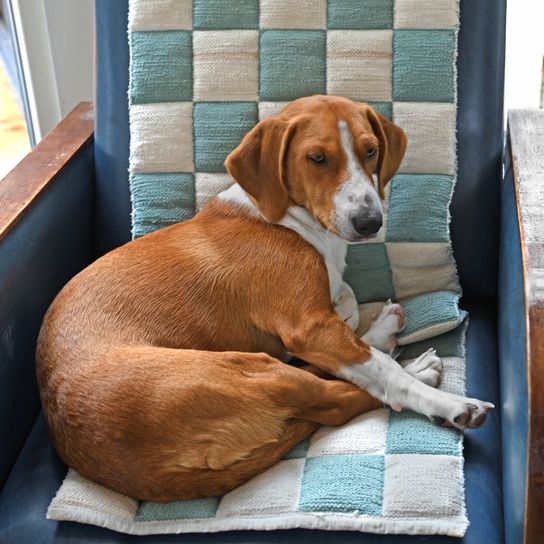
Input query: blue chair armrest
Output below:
<box><xmin>500</xmin><ymin>109</ymin><xmax>544</xmax><ymax>544</ymax></box>
<box><xmin>0</xmin><ymin>103</ymin><xmax>95</xmax><ymax>490</ymax></box>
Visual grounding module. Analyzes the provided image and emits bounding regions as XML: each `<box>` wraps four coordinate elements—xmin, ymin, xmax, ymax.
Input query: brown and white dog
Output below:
<box><xmin>36</xmin><ymin>95</ymin><xmax>493</xmax><ymax>502</ymax></box>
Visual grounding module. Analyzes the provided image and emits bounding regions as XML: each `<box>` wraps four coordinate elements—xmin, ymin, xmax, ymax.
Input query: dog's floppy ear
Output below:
<box><xmin>365</xmin><ymin>108</ymin><xmax>407</xmax><ymax>199</ymax></box>
<box><xmin>225</xmin><ymin>116</ymin><xmax>296</xmax><ymax>223</ymax></box>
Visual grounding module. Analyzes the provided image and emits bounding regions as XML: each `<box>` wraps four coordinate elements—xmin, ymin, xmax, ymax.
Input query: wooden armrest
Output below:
<box><xmin>0</xmin><ymin>102</ymin><xmax>94</xmax><ymax>243</ymax></box>
<box><xmin>0</xmin><ymin>102</ymin><xmax>95</xmax><ymax>486</ymax></box>
<box><xmin>506</xmin><ymin>109</ymin><xmax>544</xmax><ymax>544</ymax></box>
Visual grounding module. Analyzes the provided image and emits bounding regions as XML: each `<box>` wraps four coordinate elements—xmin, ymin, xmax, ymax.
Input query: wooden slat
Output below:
<box><xmin>508</xmin><ymin>109</ymin><xmax>544</xmax><ymax>544</ymax></box>
<box><xmin>0</xmin><ymin>102</ymin><xmax>94</xmax><ymax>242</ymax></box>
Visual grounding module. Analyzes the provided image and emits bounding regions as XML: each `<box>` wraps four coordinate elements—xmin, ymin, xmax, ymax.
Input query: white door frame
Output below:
<box><xmin>8</xmin><ymin>0</ymin><xmax>95</xmax><ymax>143</ymax></box>
<box><xmin>9</xmin><ymin>0</ymin><xmax>61</xmax><ymax>142</ymax></box>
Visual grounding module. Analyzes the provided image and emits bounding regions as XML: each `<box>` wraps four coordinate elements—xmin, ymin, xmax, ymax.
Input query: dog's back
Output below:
<box><xmin>35</xmin><ymin>200</ymin><xmax>333</xmax><ymax>500</ymax></box>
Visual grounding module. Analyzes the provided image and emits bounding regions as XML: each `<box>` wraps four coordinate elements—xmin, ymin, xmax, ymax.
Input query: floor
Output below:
<box><xmin>0</xmin><ymin>19</ymin><xmax>30</xmax><ymax>180</ymax></box>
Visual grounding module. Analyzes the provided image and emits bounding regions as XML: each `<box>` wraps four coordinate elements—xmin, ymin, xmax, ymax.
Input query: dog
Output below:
<box><xmin>36</xmin><ymin>95</ymin><xmax>493</xmax><ymax>502</ymax></box>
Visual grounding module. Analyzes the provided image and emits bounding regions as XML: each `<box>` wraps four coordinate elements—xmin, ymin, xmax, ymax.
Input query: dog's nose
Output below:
<box><xmin>351</xmin><ymin>212</ymin><xmax>383</xmax><ymax>236</ymax></box>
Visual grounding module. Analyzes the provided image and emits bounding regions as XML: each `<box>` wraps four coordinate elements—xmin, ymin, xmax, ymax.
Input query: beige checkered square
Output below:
<box><xmin>327</xmin><ymin>30</ymin><xmax>393</xmax><ymax>101</ymax></box>
<box><xmin>216</xmin><ymin>459</ymin><xmax>305</xmax><ymax>516</ymax></box>
<box><xmin>394</xmin><ymin>0</ymin><xmax>458</xmax><ymax>29</ymax></box>
<box><xmin>195</xmin><ymin>173</ymin><xmax>233</xmax><ymax>211</ymax></box>
<box><xmin>260</xmin><ymin>0</ymin><xmax>327</xmax><ymax>29</ymax></box>
<box><xmin>383</xmin><ymin>455</ymin><xmax>465</xmax><ymax>517</ymax></box>
<box><xmin>193</xmin><ymin>31</ymin><xmax>259</xmax><ymax>101</ymax></box>
<box><xmin>130</xmin><ymin>102</ymin><xmax>193</xmax><ymax>174</ymax></box>
<box><xmin>129</xmin><ymin>0</ymin><xmax>192</xmax><ymax>31</ymax></box>
<box><xmin>393</xmin><ymin>102</ymin><xmax>456</xmax><ymax>175</ymax></box>
<box><xmin>258</xmin><ymin>102</ymin><xmax>290</xmax><ymax>120</ymax></box>
<box><xmin>386</xmin><ymin>242</ymin><xmax>460</xmax><ymax>300</ymax></box>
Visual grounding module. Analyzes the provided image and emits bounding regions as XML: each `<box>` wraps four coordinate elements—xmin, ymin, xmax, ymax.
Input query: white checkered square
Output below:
<box><xmin>260</xmin><ymin>0</ymin><xmax>327</xmax><ymax>29</ymax></box>
<box><xmin>195</xmin><ymin>173</ymin><xmax>233</xmax><ymax>211</ymax></box>
<box><xmin>258</xmin><ymin>101</ymin><xmax>290</xmax><ymax>120</ymax></box>
<box><xmin>386</xmin><ymin>242</ymin><xmax>460</xmax><ymax>299</ymax></box>
<box><xmin>437</xmin><ymin>357</ymin><xmax>466</xmax><ymax>395</ymax></box>
<box><xmin>130</xmin><ymin>102</ymin><xmax>193</xmax><ymax>174</ymax></box>
<box><xmin>394</xmin><ymin>0</ymin><xmax>458</xmax><ymax>29</ymax></box>
<box><xmin>60</xmin><ymin>469</ymin><xmax>138</xmax><ymax>521</ymax></box>
<box><xmin>216</xmin><ymin>459</ymin><xmax>305</xmax><ymax>516</ymax></box>
<box><xmin>193</xmin><ymin>31</ymin><xmax>259</xmax><ymax>101</ymax></box>
<box><xmin>327</xmin><ymin>30</ymin><xmax>393</xmax><ymax>101</ymax></box>
<box><xmin>383</xmin><ymin>454</ymin><xmax>465</xmax><ymax>517</ymax></box>
<box><xmin>307</xmin><ymin>408</ymin><xmax>390</xmax><ymax>457</ymax></box>
<box><xmin>393</xmin><ymin>102</ymin><xmax>456</xmax><ymax>175</ymax></box>
<box><xmin>129</xmin><ymin>0</ymin><xmax>192</xmax><ymax>31</ymax></box>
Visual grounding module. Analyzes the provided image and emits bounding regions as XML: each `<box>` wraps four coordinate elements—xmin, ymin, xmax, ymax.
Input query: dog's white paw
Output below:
<box><xmin>403</xmin><ymin>348</ymin><xmax>443</xmax><ymax>388</ymax></box>
<box><xmin>429</xmin><ymin>396</ymin><xmax>495</xmax><ymax>430</ymax></box>
<box><xmin>362</xmin><ymin>300</ymin><xmax>405</xmax><ymax>353</ymax></box>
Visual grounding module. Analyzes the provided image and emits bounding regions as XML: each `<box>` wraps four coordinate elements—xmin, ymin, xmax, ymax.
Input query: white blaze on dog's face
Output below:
<box><xmin>333</xmin><ymin>120</ymin><xmax>383</xmax><ymax>242</ymax></box>
<box><xmin>225</xmin><ymin>95</ymin><xmax>407</xmax><ymax>238</ymax></box>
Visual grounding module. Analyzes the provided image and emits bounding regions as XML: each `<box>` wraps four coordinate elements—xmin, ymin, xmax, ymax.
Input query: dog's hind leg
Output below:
<box><xmin>264</xmin><ymin>361</ymin><xmax>382</xmax><ymax>427</ymax></box>
<box><xmin>151</xmin><ymin>360</ymin><xmax>382</xmax><ymax>501</ymax></box>
<box><xmin>158</xmin><ymin>418</ymin><xmax>319</xmax><ymax>501</ymax></box>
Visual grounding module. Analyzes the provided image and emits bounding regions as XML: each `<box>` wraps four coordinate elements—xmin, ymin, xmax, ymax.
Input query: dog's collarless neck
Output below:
<box><xmin>218</xmin><ymin>184</ymin><xmax>348</xmax><ymax>289</ymax></box>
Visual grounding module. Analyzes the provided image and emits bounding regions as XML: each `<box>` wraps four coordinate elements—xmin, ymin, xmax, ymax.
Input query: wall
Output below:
<box><xmin>504</xmin><ymin>1</ymin><xmax>544</xmax><ymax>112</ymax></box>
<box><xmin>43</xmin><ymin>0</ymin><xmax>94</xmax><ymax>117</ymax></box>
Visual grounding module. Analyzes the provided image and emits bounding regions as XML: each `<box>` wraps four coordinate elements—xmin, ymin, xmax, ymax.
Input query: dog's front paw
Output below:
<box><xmin>362</xmin><ymin>300</ymin><xmax>405</xmax><ymax>353</ymax></box>
<box><xmin>403</xmin><ymin>348</ymin><xmax>443</xmax><ymax>388</ymax></box>
<box><xmin>430</xmin><ymin>397</ymin><xmax>495</xmax><ymax>430</ymax></box>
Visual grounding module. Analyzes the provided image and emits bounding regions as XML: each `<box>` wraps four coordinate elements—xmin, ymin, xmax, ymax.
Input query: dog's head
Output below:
<box><xmin>225</xmin><ymin>95</ymin><xmax>407</xmax><ymax>242</ymax></box>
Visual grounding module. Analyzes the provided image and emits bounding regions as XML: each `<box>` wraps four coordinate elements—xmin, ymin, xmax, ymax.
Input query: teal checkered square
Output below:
<box><xmin>193</xmin><ymin>0</ymin><xmax>259</xmax><ymax>29</ymax></box>
<box><xmin>345</xmin><ymin>244</ymin><xmax>394</xmax><ymax>303</ymax></box>
<box><xmin>386</xmin><ymin>175</ymin><xmax>455</xmax><ymax>242</ymax></box>
<box><xmin>328</xmin><ymin>0</ymin><xmax>393</xmax><ymax>29</ymax></box>
<box><xmin>283</xmin><ymin>438</ymin><xmax>311</xmax><ymax>460</ymax></box>
<box><xmin>393</xmin><ymin>30</ymin><xmax>456</xmax><ymax>102</ymax></box>
<box><xmin>399</xmin><ymin>291</ymin><xmax>465</xmax><ymax>341</ymax></box>
<box><xmin>130</xmin><ymin>31</ymin><xmax>192</xmax><ymax>104</ymax></box>
<box><xmin>131</xmin><ymin>173</ymin><xmax>195</xmax><ymax>238</ymax></box>
<box><xmin>368</xmin><ymin>101</ymin><xmax>392</xmax><ymax>120</ymax></box>
<box><xmin>386</xmin><ymin>411</ymin><xmax>461</xmax><ymax>455</ymax></box>
<box><xmin>136</xmin><ymin>497</ymin><xmax>219</xmax><ymax>521</ymax></box>
<box><xmin>193</xmin><ymin>102</ymin><xmax>258</xmax><ymax>172</ymax></box>
<box><xmin>298</xmin><ymin>455</ymin><xmax>384</xmax><ymax>514</ymax></box>
<box><xmin>400</xmin><ymin>320</ymin><xmax>467</xmax><ymax>360</ymax></box>
<box><xmin>260</xmin><ymin>31</ymin><xmax>326</xmax><ymax>101</ymax></box>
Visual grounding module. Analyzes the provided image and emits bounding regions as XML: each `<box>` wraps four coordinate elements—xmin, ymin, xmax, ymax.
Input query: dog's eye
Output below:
<box><xmin>366</xmin><ymin>147</ymin><xmax>378</xmax><ymax>159</ymax></box>
<box><xmin>308</xmin><ymin>153</ymin><xmax>326</xmax><ymax>164</ymax></box>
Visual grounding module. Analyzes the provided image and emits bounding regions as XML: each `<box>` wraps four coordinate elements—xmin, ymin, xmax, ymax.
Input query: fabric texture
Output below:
<box><xmin>47</xmin><ymin>0</ymin><xmax>467</xmax><ymax>538</ymax></box>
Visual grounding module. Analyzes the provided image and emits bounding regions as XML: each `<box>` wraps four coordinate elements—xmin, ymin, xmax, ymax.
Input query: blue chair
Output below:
<box><xmin>1</xmin><ymin>1</ymin><xmax>542</xmax><ymax>543</ymax></box>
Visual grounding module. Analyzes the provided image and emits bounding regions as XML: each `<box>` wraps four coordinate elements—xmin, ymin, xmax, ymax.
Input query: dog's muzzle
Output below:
<box><xmin>350</xmin><ymin>208</ymin><xmax>383</xmax><ymax>236</ymax></box>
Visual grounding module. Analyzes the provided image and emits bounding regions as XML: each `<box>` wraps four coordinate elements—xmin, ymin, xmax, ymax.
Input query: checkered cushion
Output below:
<box><xmin>46</xmin><ymin>0</ymin><xmax>469</xmax><ymax>538</ymax></box>
<box><xmin>127</xmin><ymin>0</ymin><xmax>461</xmax><ymax>308</ymax></box>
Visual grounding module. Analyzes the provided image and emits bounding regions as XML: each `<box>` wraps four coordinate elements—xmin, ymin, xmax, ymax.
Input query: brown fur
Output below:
<box><xmin>36</xmin><ymin>96</ymin><xmax>406</xmax><ymax>501</ymax></box>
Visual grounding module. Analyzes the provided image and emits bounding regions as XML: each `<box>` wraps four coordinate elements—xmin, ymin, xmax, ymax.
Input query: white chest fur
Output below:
<box><xmin>278</xmin><ymin>207</ymin><xmax>348</xmax><ymax>302</ymax></box>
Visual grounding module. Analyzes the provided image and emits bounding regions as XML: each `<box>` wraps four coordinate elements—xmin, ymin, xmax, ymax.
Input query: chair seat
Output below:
<box><xmin>0</xmin><ymin>298</ymin><xmax>503</xmax><ymax>544</ymax></box>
